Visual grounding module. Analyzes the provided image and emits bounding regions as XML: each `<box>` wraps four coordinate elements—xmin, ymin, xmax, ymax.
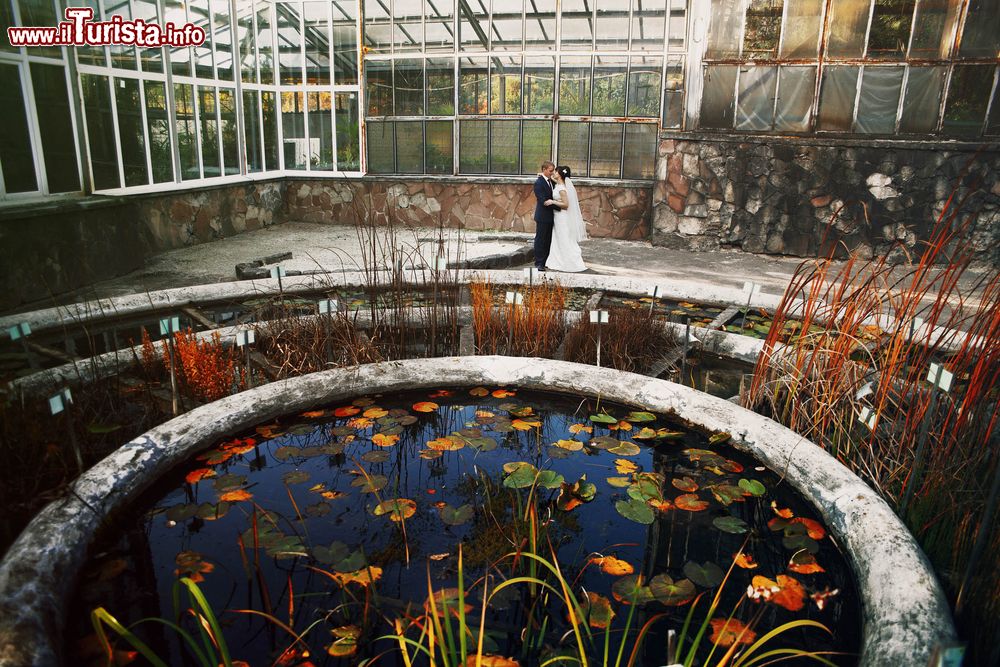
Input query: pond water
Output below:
<box><xmin>69</xmin><ymin>389</ymin><xmax>860</xmax><ymax>666</ymax></box>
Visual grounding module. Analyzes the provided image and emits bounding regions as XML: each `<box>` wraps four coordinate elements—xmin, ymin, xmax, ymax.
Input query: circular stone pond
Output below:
<box><xmin>0</xmin><ymin>358</ymin><xmax>954</xmax><ymax>667</ymax></box>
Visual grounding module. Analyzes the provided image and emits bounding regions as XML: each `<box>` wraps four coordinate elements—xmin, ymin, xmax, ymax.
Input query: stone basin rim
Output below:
<box><xmin>0</xmin><ymin>356</ymin><xmax>955</xmax><ymax>666</ymax></box>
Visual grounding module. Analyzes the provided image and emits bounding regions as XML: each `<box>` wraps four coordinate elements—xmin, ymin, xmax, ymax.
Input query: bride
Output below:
<box><xmin>544</xmin><ymin>165</ymin><xmax>588</xmax><ymax>272</ymax></box>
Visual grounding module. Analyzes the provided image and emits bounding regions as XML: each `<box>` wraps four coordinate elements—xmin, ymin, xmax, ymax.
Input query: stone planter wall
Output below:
<box><xmin>283</xmin><ymin>177</ymin><xmax>651</xmax><ymax>241</ymax></box>
<box><xmin>651</xmin><ymin>134</ymin><xmax>1000</xmax><ymax>264</ymax></box>
<box><xmin>0</xmin><ymin>180</ymin><xmax>286</xmax><ymax>312</ymax></box>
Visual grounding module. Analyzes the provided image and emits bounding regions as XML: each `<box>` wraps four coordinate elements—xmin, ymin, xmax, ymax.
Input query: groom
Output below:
<box><xmin>532</xmin><ymin>161</ymin><xmax>557</xmax><ymax>271</ymax></box>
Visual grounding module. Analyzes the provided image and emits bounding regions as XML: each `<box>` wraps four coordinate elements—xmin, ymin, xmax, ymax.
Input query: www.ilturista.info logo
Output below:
<box><xmin>7</xmin><ymin>7</ymin><xmax>206</xmax><ymax>48</ymax></box>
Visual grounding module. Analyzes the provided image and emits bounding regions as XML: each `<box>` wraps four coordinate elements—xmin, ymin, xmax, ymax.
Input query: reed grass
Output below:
<box><xmin>563</xmin><ymin>307</ymin><xmax>679</xmax><ymax>374</ymax></box>
<box><xmin>470</xmin><ymin>278</ymin><xmax>566</xmax><ymax>357</ymax></box>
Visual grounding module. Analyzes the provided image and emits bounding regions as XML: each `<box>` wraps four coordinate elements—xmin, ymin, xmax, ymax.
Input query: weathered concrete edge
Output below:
<box><xmin>0</xmin><ymin>357</ymin><xmax>953</xmax><ymax>666</ymax></box>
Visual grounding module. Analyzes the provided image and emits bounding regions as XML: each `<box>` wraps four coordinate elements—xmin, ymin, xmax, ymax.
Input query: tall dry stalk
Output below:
<box><xmin>470</xmin><ymin>278</ymin><xmax>566</xmax><ymax>357</ymax></box>
<box><xmin>563</xmin><ymin>306</ymin><xmax>680</xmax><ymax>373</ymax></box>
<box><xmin>744</xmin><ymin>172</ymin><xmax>1000</xmax><ymax>663</ymax></box>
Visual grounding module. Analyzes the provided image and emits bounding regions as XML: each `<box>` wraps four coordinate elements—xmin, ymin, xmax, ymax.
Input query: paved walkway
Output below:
<box><xmin>17</xmin><ymin>220</ymin><xmax>992</xmax><ymax>312</ymax></box>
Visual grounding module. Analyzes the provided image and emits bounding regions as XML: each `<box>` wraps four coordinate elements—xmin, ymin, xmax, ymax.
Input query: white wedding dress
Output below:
<box><xmin>545</xmin><ymin>180</ymin><xmax>588</xmax><ymax>273</ymax></box>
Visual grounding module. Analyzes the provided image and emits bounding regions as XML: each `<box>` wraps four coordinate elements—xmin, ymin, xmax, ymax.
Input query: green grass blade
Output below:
<box><xmin>179</xmin><ymin>576</ymin><xmax>232</xmax><ymax>667</ymax></box>
<box><xmin>734</xmin><ymin>619</ymin><xmax>832</xmax><ymax>667</ymax></box>
<box><xmin>90</xmin><ymin>608</ymin><xmax>170</xmax><ymax>667</ymax></box>
<box><xmin>737</xmin><ymin>648</ymin><xmax>841</xmax><ymax>667</ymax></box>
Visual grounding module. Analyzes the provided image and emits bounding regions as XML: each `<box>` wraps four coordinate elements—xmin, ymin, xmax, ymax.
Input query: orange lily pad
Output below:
<box><xmin>371</xmin><ymin>433</ymin><xmax>400</xmax><ymax>447</ymax></box>
<box><xmin>709</xmin><ymin>617</ymin><xmax>757</xmax><ymax>647</ymax></box>
<box><xmin>492</xmin><ymin>389</ymin><xmax>516</xmax><ymax>398</ymax></box>
<box><xmin>675</xmin><ymin>494</ymin><xmax>709</xmax><ymax>511</ymax></box>
<box><xmin>185</xmin><ymin>468</ymin><xmax>216</xmax><ymax>484</ymax></box>
<box><xmin>590</xmin><ymin>555</ymin><xmax>635</xmax><ymax>576</ymax></box>
<box><xmin>219</xmin><ymin>489</ymin><xmax>253</xmax><ymax>502</ymax></box>
<box><xmin>334</xmin><ymin>406</ymin><xmax>360</xmax><ymax>418</ymax></box>
<box><xmin>413</xmin><ymin>401</ymin><xmax>439</xmax><ymax>413</ymax></box>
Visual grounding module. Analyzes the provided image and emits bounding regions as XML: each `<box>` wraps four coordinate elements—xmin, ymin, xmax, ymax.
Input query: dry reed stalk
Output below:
<box><xmin>171</xmin><ymin>329</ymin><xmax>242</xmax><ymax>402</ymax></box>
<box><xmin>470</xmin><ymin>279</ymin><xmax>566</xmax><ymax>357</ymax></box>
<box><xmin>563</xmin><ymin>306</ymin><xmax>679</xmax><ymax>373</ymax></box>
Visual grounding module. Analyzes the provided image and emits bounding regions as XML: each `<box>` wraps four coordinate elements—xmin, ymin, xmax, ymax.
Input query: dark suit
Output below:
<box><xmin>533</xmin><ymin>175</ymin><xmax>555</xmax><ymax>270</ymax></box>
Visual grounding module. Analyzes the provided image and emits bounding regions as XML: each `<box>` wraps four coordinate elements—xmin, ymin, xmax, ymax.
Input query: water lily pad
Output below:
<box><xmin>361</xmin><ymin>450</ymin><xmax>390</xmax><ymax>463</ymax></box>
<box><xmin>557</xmin><ymin>476</ymin><xmax>597</xmax><ymax>511</ymax></box>
<box><xmin>195</xmin><ymin>502</ymin><xmax>230</xmax><ymax>520</ymax></box>
<box><xmin>624</xmin><ymin>411</ymin><xmax>656</xmax><ymax>423</ymax></box>
<box><xmin>166</xmin><ymin>504</ymin><xmax>197</xmax><ymax>522</ymax></box>
<box><xmin>213</xmin><ymin>473</ymin><xmax>247</xmax><ymax>491</ymax></box>
<box><xmin>373</xmin><ymin>498</ymin><xmax>417</xmax><ymax>522</ymax></box>
<box><xmin>709</xmin><ymin>484</ymin><xmax>746</xmax><ymax>506</ymax></box>
<box><xmin>469</xmin><ymin>387</ymin><xmax>490</xmax><ymax>397</ymax></box>
<box><xmin>609</xmin><ymin>441</ymin><xmax>640</xmax><ymax>456</ymax></box>
<box><xmin>633</xmin><ymin>427</ymin><xmax>659</xmax><ymax>440</ymax></box>
<box><xmin>590</xmin><ymin>413</ymin><xmax>618</xmax><ymax>424</ymax></box>
<box><xmin>738</xmin><ymin>478</ymin><xmax>766</xmax><ymax>496</ymax></box>
<box><xmin>413</xmin><ymin>401</ymin><xmax>439</xmax><ymax>413</ymax></box>
<box><xmin>437</xmin><ymin>503</ymin><xmax>475</xmax><ymax>526</ymax></box>
<box><xmin>589</xmin><ymin>435</ymin><xmax>619</xmax><ymax>450</ymax></box>
<box><xmin>615</xmin><ymin>498</ymin><xmax>654</xmax><ymax>524</ymax></box>
<box><xmin>627</xmin><ymin>474</ymin><xmax>663</xmax><ymax>503</ymax></box>
<box><xmin>363</xmin><ymin>407</ymin><xmax>388</xmax><ymax>419</ymax></box>
<box><xmin>713</xmin><ymin>516</ymin><xmax>749</xmax><ymax>534</ymax></box>
<box><xmin>219</xmin><ymin>489</ymin><xmax>253</xmax><ymax>502</ymax></box>
<box><xmin>615</xmin><ymin>459</ymin><xmax>639</xmax><ymax>474</ymax></box>
<box><xmin>372</xmin><ymin>433</ymin><xmax>400</xmax><ymax>447</ymax></box>
<box><xmin>649</xmin><ymin>574</ymin><xmax>696</xmax><ymax>606</ymax></box>
<box><xmin>282</xmin><ymin>470</ymin><xmax>310</xmax><ymax>485</ymax></box>
<box><xmin>273</xmin><ymin>446</ymin><xmax>300</xmax><ymax>461</ymax></box>
<box><xmin>502</xmin><ymin>462</ymin><xmax>538</xmax><ymax>488</ymax></box>
<box><xmin>334</xmin><ymin>406</ymin><xmax>360</xmax><ymax>417</ymax></box>
<box><xmin>675</xmin><ymin>494</ymin><xmax>709</xmax><ymax>512</ymax></box>
<box><xmin>351</xmin><ymin>474</ymin><xmax>387</xmax><ymax>493</ymax></box>
<box><xmin>788</xmin><ymin>551</ymin><xmax>825</xmax><ymax>574</ymax></box>
<box><xmin>606</xmin><ymin>476</ymin><xmax>631</xmax><ymax>488</ymax></box>
<box><xmin>553</xmin><ymin>439</ymin><xmax>583</xmax><ymax>451</ymax></box>
<box><xmin>672</xmin><ymin>476</ymin><xmax>698</xmax><ymax>492</ymax></box>
<box><xmin>547</xmin><ymin>446</ymin><xmax>572</xmax><ymax>459</ymax></box>
<box><xmin>327</xmin><ymin>625</ymin><xmax>360</xmax><ymax>657</ymax></box>
<box><xmin>611</xmin><ymin>574</ymin><xmax>655</xmax><ymax>605</ymax></box>
<box><xmin>577</xmin><ymin>592</ymin><xmax>615</xmax><ymax>629</ymax></box>
<box><xmin>590</xmin><ymin>555</ymin><xmax>634</xmax><ymax>576</ymax></box>
<box><xmin>305</xmin><ymin>502</ymin><xmax>331</xmax><ymax>517</ymax></box>
<box><xmin>427</xmin><ymin>436</ymin><xmax>464</xmax><ymax>451</ymax></box>
<box><xmin>656</xmin><ymin>429</ymin><xmax>686</xmax><ymax>440</ymax></box>
<box><xmin>535</xmin><ymin>470</ymin><xmax>565</xmax><ymax>489</ymax></box>
<box><xmin>683</xmin><ymin>560</ymin><xmax>724</xmax><ymax>588</ymax></box>
<box><xmin>511</xmin><ymin>418</ymin><xmax>541</xmax><ymax>431</ymax></box>
<box><xmin>708</xmin><ymin>618</ymin><xmax>756</xmax><ymax>647</ymax></box>
<box><xmin>708</xmin><ymin>431</ymin><xmax>732</xmax><ymax>445</ymax></box>
<box><xmin>288</xmin><ymin>424</ymin><xmax>315</xmax><ymax>436</ymax></box>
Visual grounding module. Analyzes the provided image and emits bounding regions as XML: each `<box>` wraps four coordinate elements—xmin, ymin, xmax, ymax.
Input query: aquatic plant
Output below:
<box><xmin>563</xmin><ymin>306</ymin><xmax>679</xmax><ymax>374</ymax></box>
<box><xmin>470</xmin><ymin>278</ymin><xmax>566</xmax><ymax>356</ymax></box>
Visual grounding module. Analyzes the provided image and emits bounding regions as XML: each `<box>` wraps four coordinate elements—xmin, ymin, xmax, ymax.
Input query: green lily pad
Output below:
<box><xmin>372</xmin><ymin>498</ymin><xmax>417</xmax><ymax>521</ymax></box>
<box><xmin>437</xmin><ymin>503</ymin><xmax>475</xmax><ymax>526</ymax></box>
<box><xmin>709</xmin><ymin>484</ymin><xmax>746</xmax><ymax>506</ymax></box>
<box><xmin>783</xmin><ymin>533</ymin><xmax>820</xmax><ymax>554</ymax></box>
<box><xmin>589</xmin><ymin>435</ymin><xmax>619</xmax><ymax>450</ymax></box>
<box><xmin>305</xmin><ymin>502</ymin><xmax>331</xmax><ymax>517</ymax></box>
<box><xmin>713</xmin><ymin>515</ymin><xmax>749</xmax><ymax>534</ymax></box>
<box><xmin>615</xmin><ymin>498</ymin><xmax>655</xmax><ymax>524</ymax></box>
<box><xmin>351</xmin><ymin>474</ymin><xmax>388</xmax><ymax>493</ymax></box>
<box><xmin>590</xmin><ymin>413</ymin><xmax>618</xmax><ymax>424</ymax></box>
<box><xmin>606</xmin><ymin>476</ymin><xmax>632</xmax><ymax>488</ymax></box>
<box><xmin>547</xmin><ymin>446</ymin><xmax>572</xmax><ymax>459</ymax></box>
<box><xmin>166</xmin><ymin>504</ymin><xmax>197</xmax><ymax>522</ymax></box>
<box><xmin>627</xmin><ymin>474</ymin><xmax>663</xmax><ymax>503</ymax></box>
<box><xmin>708</xmin><ymin>431</ymin><xmax>732</xmax><ymax>446</ymax></box>
<box><xmin>195</xmin><ymin>502</ymin><xmax>230</xmax><ymax>520</ymax></box>
<box><xmin>361</xmin><ymin>450</ymin><xmax>391</xmax><ymax>463</ymax></box>
<box><xmin>288</xmin><ymin>424</ymin><xmax>315</xmax><ymax>436</ymax></box>
<box><xmin>624</xmin><ymin>411</ymin><xmax>656</xmax><ymax>423</ymax></box>
<box><xmin>738</xmin><ymin>478</ymin><xmax>766</xmax><ymax>496</ymax></box>
<box><xmin>649</xmin><ymin>574</ymin><xmax>696</xmax><ymax>606</ymax></box>
<box><xmin>609</xmin><ymin>441</ymin><xmax>641</xmax><ymax>456</ymax></box>
<box><xmin>273</xmin><ymin>446</ymin><xmax>300</xmax><ymax>461</ymax></box>
<box><xmin>611</xmin><ymin>574</ymin><xmax>655</xmax><ymax>605</ymax></box>
<box><xmin>282</xmin><ymin>470</ymin><xmax>310</xmax><ymax>485</ymax></box>
<box><xmin>535</xmin><ymin>470</ymin><xmax>565</xmax><ymax>489</ymax></box>
<box><xmin>683</xmin><ymin>560</ymin><xmax>724</xmax><ymax>588</ymax></box>
<box><xmin>213</xmin><ymin>473</ymin><xmax>247</xmax><ymax>491</ymax></box>
<box><xmin>503</xmin><ymin>462</ymin><xmax>538</xmax><ymax>488</ymax></box>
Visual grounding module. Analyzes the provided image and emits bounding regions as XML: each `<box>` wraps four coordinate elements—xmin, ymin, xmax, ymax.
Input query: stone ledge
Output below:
<box><xmin>660</xmin><ymin>129</ymin><xmax>999</xmax><ymax>153</ymax></box>
<box><xmin>0</xmin><ymin>357</ymin><xmax>955</xmax><ymax>666</ymax></box>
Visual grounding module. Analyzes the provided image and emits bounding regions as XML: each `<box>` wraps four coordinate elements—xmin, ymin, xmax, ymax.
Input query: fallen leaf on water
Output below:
<box><xmin>615</xmin><ymin>459</ymin><xmax>639</xmax><ymax>474</ymax></box>
<box><xmin>511</xmin><ymin>418</ymin><xmax>541</xmax><ymax>431</ymax></box>
<box><xmin>590</xmin><ymin>555</ymin><xmax>635</xmax><ymax>576</ymax></box>
<box><xmin>708</xmin><ymin>617</ymin><xmax>756</xmax><ymax>647</ymax></box>
<box><xmin>219</xmin><ymin>489</ymin><xmax>253</xmax><ymax>502</ymax></box>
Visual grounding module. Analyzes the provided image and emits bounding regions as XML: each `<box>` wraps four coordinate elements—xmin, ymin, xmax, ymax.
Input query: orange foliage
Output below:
<box><xmin>170</xmin><ymin>329</ymin><xmax>241</xmax><ymax>402</ymax></box>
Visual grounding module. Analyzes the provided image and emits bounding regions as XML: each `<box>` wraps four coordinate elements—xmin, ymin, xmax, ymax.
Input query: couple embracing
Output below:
<box><xmin>532</xmin><ymin>161</ymin><xmax>588</xmax><ymax>273</ymax></box>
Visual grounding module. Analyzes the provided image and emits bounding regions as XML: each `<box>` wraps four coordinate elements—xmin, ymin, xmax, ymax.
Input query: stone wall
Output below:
<box><xmin>651</xmin><ymin>134</ymin><xmax>1000</xmax><ymax>264</ymax></box>
<box><xmin>0</xmin><ymin>180</ymin><xmax>285</xmax><ymax>312</ymax></box>
<box><xmin>284</xmin><ymin>178</ymin><xmax>651</xmax><ymax>241</ymax></box>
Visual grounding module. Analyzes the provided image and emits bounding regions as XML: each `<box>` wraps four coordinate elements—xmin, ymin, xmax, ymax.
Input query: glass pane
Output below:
<box><xmin>394</xmin><ymin>21</ymin><xmax>422</xmax><ymax>52</ymax></box>
<box><xmin>524</xmin><ymin>57</ymin><xmax>555</xmax><ymax>114</ymax></box>
<box><xmin>491</xmin><ymin>120</ymin><xmax>520</xmax><ymax>174</ymax></box>
<box><xmin>826</xmin><ymin>0</ymin><xmax>871</xmax><ymax>58</ymax></box>
<box><xmin>335</xmin><ymin>92</ymin><xmax>360</xmax><ymax>170</ymax></box>
<box><xmin>262</xmin><ymin>91</ymin><xmax>279</xmax><ymax>170</ymax></box>
<box><xmin>557</xmin><ymin>121</ymin><xmax>589</xmax><ymax>177</ymax></box>
<box><xmin>898</xmin><ymin>66</ymin><xmax>945</xmax><ymax>133</ymax></box>
<box><xmin>115</xmin><ymin>77</ymin><xmax>148</xmax><ymax>187</ymax></box>
<box><xmin>396</xmin><ymin>120</ymin><xmax>423</xmax><ymax>173</ymax></box>
<box><xmin>700</xmin><ymin>65</ymin><xmax>738</xmax><ymax>129</ymax></box>
<box><xmin>596</xmin><ymin>0</ymin><xmax>629</xmax><ymax>50</ymax></box>
<box><xmin>590</xmin><ymin>123</ymin><xmax>622</xmax><ymax>178</ymax></box>
<box><xmin>0</xmin><ymin>64</ymin><xmax>37</xmax><ymax>193</ymax></box>
<box><xmin>363</xmin><ymin>0</ymin><xmax>392</xmax><ymax>54</ymax></box>
<box><xmin>959</xmin><ymin>0</ymin><xmax>1000</xmax><ymax>57</ymax></box>
<box><xmin>856</xmin><ymin>66</ymin><xmax>904</xmax><ymax>133</ymax></box>
<box><xmin>308</xmin><ymin>92</ymin><xmax>333</xmax><ymax>170</ymax></box>
<box><xmin>244</xmin><ymin>90</ymin><xmax>263</xmax><ymax>173</ymax></box>
<box><xmin>166</xmin><ymin>1</ymin><xmax>190</xmax><ymax>76</ymax></box>
<box><xmin>559</xmin><ymin>56</ymin><xmax>591</xmax><ymax>115</ymax></box>
<box><xmin>459</xmin><ymin>119</ymin><xmax>488</xmax><ymax>173</ymax></box>
<box><xmin>366</xmin><ymin>60</ymin><xmax>393</xmax><ymax>115</ymax></box>
<box><xmin>0</xmin><ymin>0</ymin><xmax>16</xmax><ymax>54</ymax></box>
<box><xmin>942</xmin><ymin>65</ymin><xmax>993</xmax><ymax>136</ymax></box>
<box><xmin>459</xmin><ymin>56</ymin><xmax>489</xmax><ymax>114</ymax></box>
<box><xmin>395</xmin><ymin>0</ymin><xmax>422</xmax><ymax>21</ymax></box>
<box><xmin>104</xmin><ymin>0</ymin><xmax>137</xmax><ymax>68</ymax></box>
<box><xmin>427</xmin><ymin>58</ymin><xmax>455</xmax><ymax>114</ymax></box>
<box><xmin>521</xmin><ymin>120</ymin><xmax>552</xmax><ymax>175</ymax></box>
<box><xmin>258</xmin><ymin>3</ymin><xmax>274</xmax><ymax>84</ymax></box>
<box><xmin>743</xmin><ymin>0</ymin><xmax>784</xmax><ymax>57</ymax></box>
<box><xmin>191</xmin><ymin>0</ymin><xmax>214</xmax><ymax>78</ymax></box>
<box><xmin>281</xmin><ymin>90</ymin><xmax>307</xmax><ymax>170</ymax></box>
<box><xmin>82</xmin><ymin>74</ymin><xmax>120</xmax><ymax>190</ymax></box>
<box><xmin>426</xmin><ymin>120</ymin><xmax>453</xmax><ymax>174</ymax></box>
<box><xmin>366</xmin><ymin>121</ymin><xmax>394</xmax><ymax>173</ymax></box>
<box><xmin>525</xmin><ymin>0</ymin><xmax>556</xmax><ymax>48</ymax></box>
<box><xmin>987</xmin><ymin>83</ymin><xmax>1000</xmax><ymax>134</ymax></box>
<box><xmin>706</xmin><ymin>0</ymin><xmax>742</xmax><ymax>58</ymax></box>
<box><xmin>31</xmin><ymin>63</ymin><xmax>80</xmax><ymax>193</ymax></box>
<box><xmin>304</xmin><ymin>2</ymin><xmax>331</xmax><ymax>84</ymax></box>
<box><xmin>277</xmin><ymin>2</ymin><xmax>302</xmax><ymax>84</ymax></box>
<box><xmin>219</xmin><ymin>88</ymin><xmax>239</xmax><ymax>174</ymax></box>
<box><xmin>21</xmin><ymin>0</ymin><xmax>60</xmax><ymax>59</ymax></box>
<box><xmin>460</xmin><ymin>0</ymin><xmax>489</xmax><ymax>51</ymax></box>
<box><xmin>199</xmin><ymin>86</ymin><xmax>220</xmax><ymax>176</ymax></box>
<box><xmin>490</xmin><ymin>56</ymin><xmax>521</xmax><ymax>114</ymax></box>
<box><xmin>780</xmin><ymin>0</ymin><xmax>822</xmax><ymax>58</ymax></box>
<box><xmin>909</xmin><ymin>0</ymin><xmax>959</xmax><ymax>59</ymax></box>
<box><xmin>736</xmin><ymin>66</ymin><xmax>777</xmax><ymax>131</ymax></box>
<box><xmin>145</xmin><ymin>81</ymin><xmax>172</xmax><ymax>183</ymax></box>
<box><xmin>868</xmin><ymin>0</ymin><xmax>915</xmax><ymax>58</ymax></box>
<box><xmin>774</xmin><ymin>66</ymin><xmax>816</xmax><ymax>132</ymax></box>
<box><xmin>237</xmin><ymin>2</ymin><xmax>256</xmax><ymax>83</ymax></box>
<box><xmin>174</xmin><ymin>83</ymin><xmax>198</xmax><ymax>180</ymax></box>
<box><xmin>623</xmin><ymin>123</ymin><xmax>657</xmax><ymax>179</ymax></box>
<box><xmin>395</xmin><ymin>59</ymin><xmax>424</xmax><ymax>115</ymax></box>
<box><xmin>667</xmin><ymin>0</ymin><xmax>687</xmax><ymax>51</ymax></box>
<box><xmin>562</xmin><ymin>0</ymin><xmax>594</xmax><ymax>49</ymax></box>
<box><xmin>492</xmin><ymin>1</ymin><xmax>523</xmax><ymax>51</ymax></box>
<box><xmin>663</xmin><ymin>58</ymin><xmax>684</xmax><ymax>127</ymax></box>
<box><xmin>425</xmin><ymin>21</ymin><xmax>454</xmax><ymax>51</ymax></box>
<box><xmin>628</xmin><ymin>56</ymin><xmax>662</xmax><ymax>117</ymax></box>
<box><xmin>135</xmin><ymin>0</ymin><xmax>164</xmax><ymax>72</ymax></box>
<box><xmin>817</xmin><ymin>65</ymin><xmax>860</xmax><ymax>131</ymax></box>
<box><xmin>333</xmin><ymin>0</ymin><xmax>358</xmax><ymax>83</ymax></box>
<box><xmin>631</xmin><ymin>0</ymin><xmax>666</xmax><ymax>51</ymax></box>
<box><xmin>212</xmin><ymin>0</ymin><xmax>234</xmax><ymax>80</ymax></box>
<box><xmin>593</xmin><ymin>56</ymin><xmax>627</xmax><ymax>116</ymax></box>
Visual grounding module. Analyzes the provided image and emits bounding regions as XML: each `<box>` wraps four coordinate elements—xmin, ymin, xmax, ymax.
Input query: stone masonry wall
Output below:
<box><xmin>0</xmin><ymin>180</ymin><xmax>286</xmax><ymax>312</ymax></box>
<box><xmin>652</xmin><ymin>135</ymin><xmax>1000</xmax><ymax>264</ymax></box>
<box><xmin>284</xmin><ymin>178</ymin><xmax>651</xmax><ymax>241</ymax></box>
